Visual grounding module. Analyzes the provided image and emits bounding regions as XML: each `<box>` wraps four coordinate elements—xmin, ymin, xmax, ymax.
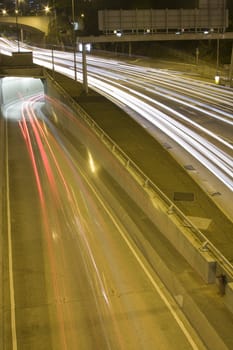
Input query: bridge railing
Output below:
<box><xmin>86</xmin><ymin>116</ymin><xmax>233</xmax><ymax>280</ymax></box>
<box><xmin>45</xmin><ymin>69</ymin><xmax>233</xmax><ymax>282</ymax></box>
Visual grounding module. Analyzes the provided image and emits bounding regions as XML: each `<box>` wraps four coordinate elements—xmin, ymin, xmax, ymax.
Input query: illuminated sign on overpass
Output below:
<box><xmin>98</xmin><ymin>0</ymin><xmax>228</xmax><ymax>35</ymax></box>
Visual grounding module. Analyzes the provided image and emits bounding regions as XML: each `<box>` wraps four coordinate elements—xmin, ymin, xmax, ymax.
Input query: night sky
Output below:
<box><xmin>80</xmin><ymin>0</ymin><xmax>232</xmax><ymax>14</ymax></box>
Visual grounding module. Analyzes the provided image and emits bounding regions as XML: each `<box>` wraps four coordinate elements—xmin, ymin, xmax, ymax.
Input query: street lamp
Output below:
<box><xmin>71</xmin><ymin>0</ymin><xmax>88</xmax><ymax>92</ymax></box>
<box><xmin>44</xmin><ymin>5</ymin><xmax>50</xmax><ymax>14</ymax></box>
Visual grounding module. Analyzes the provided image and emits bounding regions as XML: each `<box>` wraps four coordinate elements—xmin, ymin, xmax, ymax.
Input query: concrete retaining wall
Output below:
<box><xmin>0</xmin><ymin>52</ymin><xmax>33</xmax><ymax>66</ymax></box>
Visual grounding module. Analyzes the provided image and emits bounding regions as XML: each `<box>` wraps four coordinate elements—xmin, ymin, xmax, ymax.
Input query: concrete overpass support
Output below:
<box><xmin>0</xmin><ymin>79</ymin><xmax>3</xmax><ymax>105</ymax></box>
<box><xmin>230</xmin><ymin>44</ymin><xmax>233</xmax><ymax>87</ymax></box>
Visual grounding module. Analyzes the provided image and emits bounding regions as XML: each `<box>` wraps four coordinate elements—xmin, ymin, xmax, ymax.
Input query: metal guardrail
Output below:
<box><xmin>45</xmin><ymin>69</ymin><xmax>233</xmax><ymax>281</ymax></box>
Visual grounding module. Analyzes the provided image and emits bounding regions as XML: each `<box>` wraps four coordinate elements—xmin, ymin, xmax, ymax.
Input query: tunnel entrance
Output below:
<box><xmin>1</xmin><ymin>77</ymin><xmax>44</xmax><ymax>105</ymax></box>
<box><xmin>0</xmin><ymin>77</ymin><xmax>44</xmax><ymax>120</ymax></box>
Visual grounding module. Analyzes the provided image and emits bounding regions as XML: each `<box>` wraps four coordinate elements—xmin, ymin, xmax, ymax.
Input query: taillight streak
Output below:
<box><xmin>18</xmin><ymin>95</ymin><xmax>68</xmax><ymax>350</ymax></box>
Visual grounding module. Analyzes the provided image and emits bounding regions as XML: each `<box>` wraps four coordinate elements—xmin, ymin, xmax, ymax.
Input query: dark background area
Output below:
<box><xmin>81</xmin><ymin>0</ymin><xmax>197</xmax><ymax>9</ymax></box>
<box><xmin>79</xmin><ymin>0</ymin><xmax>233</xmax><ymax>33</ymax></box>
<box><xmin>0</xmin><ymin>0</ymin><xmax>232</xmax><ymax>66</ymax></box>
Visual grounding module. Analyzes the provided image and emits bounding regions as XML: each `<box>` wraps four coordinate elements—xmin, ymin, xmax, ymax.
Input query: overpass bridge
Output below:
<box><xmin>76</xmin><ymin>30</ymin><xmax>233</xmax><ymax>93</ymax></box>
<box><xmin>0</xmin><ymin>15</ymin><xmax>50</xmax><ymax>35</ymax></box>
<box><xmin>78</xmin><ymin>31</ymin><xmax>233</xmax><ymax>43</ymax></box>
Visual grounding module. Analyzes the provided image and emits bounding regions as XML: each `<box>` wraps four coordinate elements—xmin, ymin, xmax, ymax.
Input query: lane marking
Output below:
<box><xmin>94</xmin><ymin>190</ymin><xmax>201</xmax><ymax>350</ymax></box>
<box><xmin>6</xmin><ymin>118</ymin><xmax>18</xmax><ymax>350</ymax></box>
<box><xmin>69</xmin><ymin>156</ymin><xmax>203</xmax><ymax>350</ymax></box>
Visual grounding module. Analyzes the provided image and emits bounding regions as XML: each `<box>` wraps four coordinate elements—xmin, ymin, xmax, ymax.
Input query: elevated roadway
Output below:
<box><xmin>79</xmin><ymin>31</ymin><xmax>233</xmax><ymax>43</ymax></box>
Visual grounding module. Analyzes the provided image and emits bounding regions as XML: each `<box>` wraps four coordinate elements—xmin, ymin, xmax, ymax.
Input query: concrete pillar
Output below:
<box><xmin>128</xmin><ymin>42</ymin><xmax>132</xmax><ymax>57</ymax></box>
<box><xmin>0</xmin><ymin>78</ymin><xmax>3</xmax><ymax>105</ymax></box>
<box><xmin>216</xmin><ymin>38</ymin><xmax>220</xmax><ymax>73</ymax></box>
<box><xmin>82</xmin><ymin>44</ymin><xmax>88</xmax><ymax>94</ymax></box>
<box><xmin>20</xmin><ymin>27</ymin><xmax>24</xmax><ymax>43</ymax></box>
<box><xmin>229</xmin><ymin>44</ymin><xmax>233</xmax><ymax>87</ymax></box>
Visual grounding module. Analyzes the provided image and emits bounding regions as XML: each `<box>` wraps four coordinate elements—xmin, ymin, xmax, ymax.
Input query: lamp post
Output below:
<box><xmin>45</xmin><ymin>6</ymin><xmax>56</xmax><ymax>77</ymax></box>
<box><xmin>82</xmin><ymin>42</ymin><xmax>88</xmax><ymax>94</ymax></box>
<box><xmin>195</xmin><ymin>47</ymin><xmax>199</xmax><ymax>66</ymax></box>
<box><xmin>216</xmin><ymin>38</ymin><xmax>220</xmax><ymax>73</ymax></box>
<box><xmin>15</xmin><ymin>0</ymin><xmax>20</xmax><ymax>52</ymax></box>
<box><xmin>71</xmin><ymin>0</ymin><xmax>88</xmax><ymax>92</ymax></box>
<box><xmin>71</xmin><ymin>0</ymin><xmax>77</xmax><ymax>81</ymax></box>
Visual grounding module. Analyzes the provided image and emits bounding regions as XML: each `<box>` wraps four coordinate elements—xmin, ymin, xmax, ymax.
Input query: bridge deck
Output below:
<box><xmin>79</xmin><ymin>31</ymin><xmax>233</xmax><ymax>43</ymax></box>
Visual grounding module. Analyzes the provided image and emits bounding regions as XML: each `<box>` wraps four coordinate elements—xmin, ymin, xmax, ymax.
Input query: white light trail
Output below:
<box><xmin>1</xmin><ymin>38</ymin><xmax>232</xmax><ymax>192</ymax></box>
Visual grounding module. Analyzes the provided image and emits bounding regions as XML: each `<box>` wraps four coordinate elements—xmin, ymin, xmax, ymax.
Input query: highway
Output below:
<box><xmin>1</xmin><ymin>39</ymin><xmax>232</xmax><ymax>201</ymax></box>
<box><xmin>27</xmin><ymin>43</ymin><xmax>233</xmax><ymax>199</ymax></box>
<box><xmin>1</xmin><ymin>39</ymin><xmax>233</xmax><ymax>349</ymax></box>
<box><xmin>1</xmin><ymin>80</ymin><xmax>207</xmax><ymax>349</ymax></box>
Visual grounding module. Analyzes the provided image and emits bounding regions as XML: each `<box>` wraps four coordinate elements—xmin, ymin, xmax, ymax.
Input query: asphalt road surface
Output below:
<box><xmin>1</xmin><ymin>86</ymin><xmax>207</xmax><ymax>349</ymax></box>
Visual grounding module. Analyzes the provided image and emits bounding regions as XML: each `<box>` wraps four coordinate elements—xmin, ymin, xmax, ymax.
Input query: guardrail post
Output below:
<box><xmin>167</xmin><ymin>204</ymin><xmax>174</xmax><ymax>214</ymax></box>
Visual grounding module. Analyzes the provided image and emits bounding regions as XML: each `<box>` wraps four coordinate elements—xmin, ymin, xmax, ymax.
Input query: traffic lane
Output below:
<box><xmin>2</xmin><ymin>94</ymin><xmax>201</xmax><ymax>349</ymax></box>
<box><xmin>27</xmin><ymin>45</ymin><xmax>232</xmax><ymax>113</ymax></box>
<box><xmin>83</xmin><ymin>56</ymin><xmax>233</xmax><ymax>110</ymax></box>
<box><xmin>127</xmin><ymin>65</ymin><xmax>233</xmax><ymax>109</ymax></box>
<box><xmin>5</xmin><ymin>117</ymin><xmax>53</xmax><ymax>350</ymax></box>
<box><xmin>81</xmin><ymin>60</ymin><xmax>233</xmax><ymax>140</ymax></box>
<box><xmin>87</xmin><ymin>70</ymin><xmax>233</xmax><ymax>151</ymax></box>
<box><xmin>29</xmin><ymin>48</ymin><xmax>233</xmax><ymax>145</ymax></box>
<box><xmin>87</xmin><ymin>74</ymin><xmax>233</xmax><ymax>193</ymax></box>
<box><xmin>1</xmin><ymin>38</ymin><xmax>231</xmax><ymax>112</ymax></box>
<box><xmin>27</xmin><ymin>107</ymin><xmax>205</xmax><ymax>349</ymax></box>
